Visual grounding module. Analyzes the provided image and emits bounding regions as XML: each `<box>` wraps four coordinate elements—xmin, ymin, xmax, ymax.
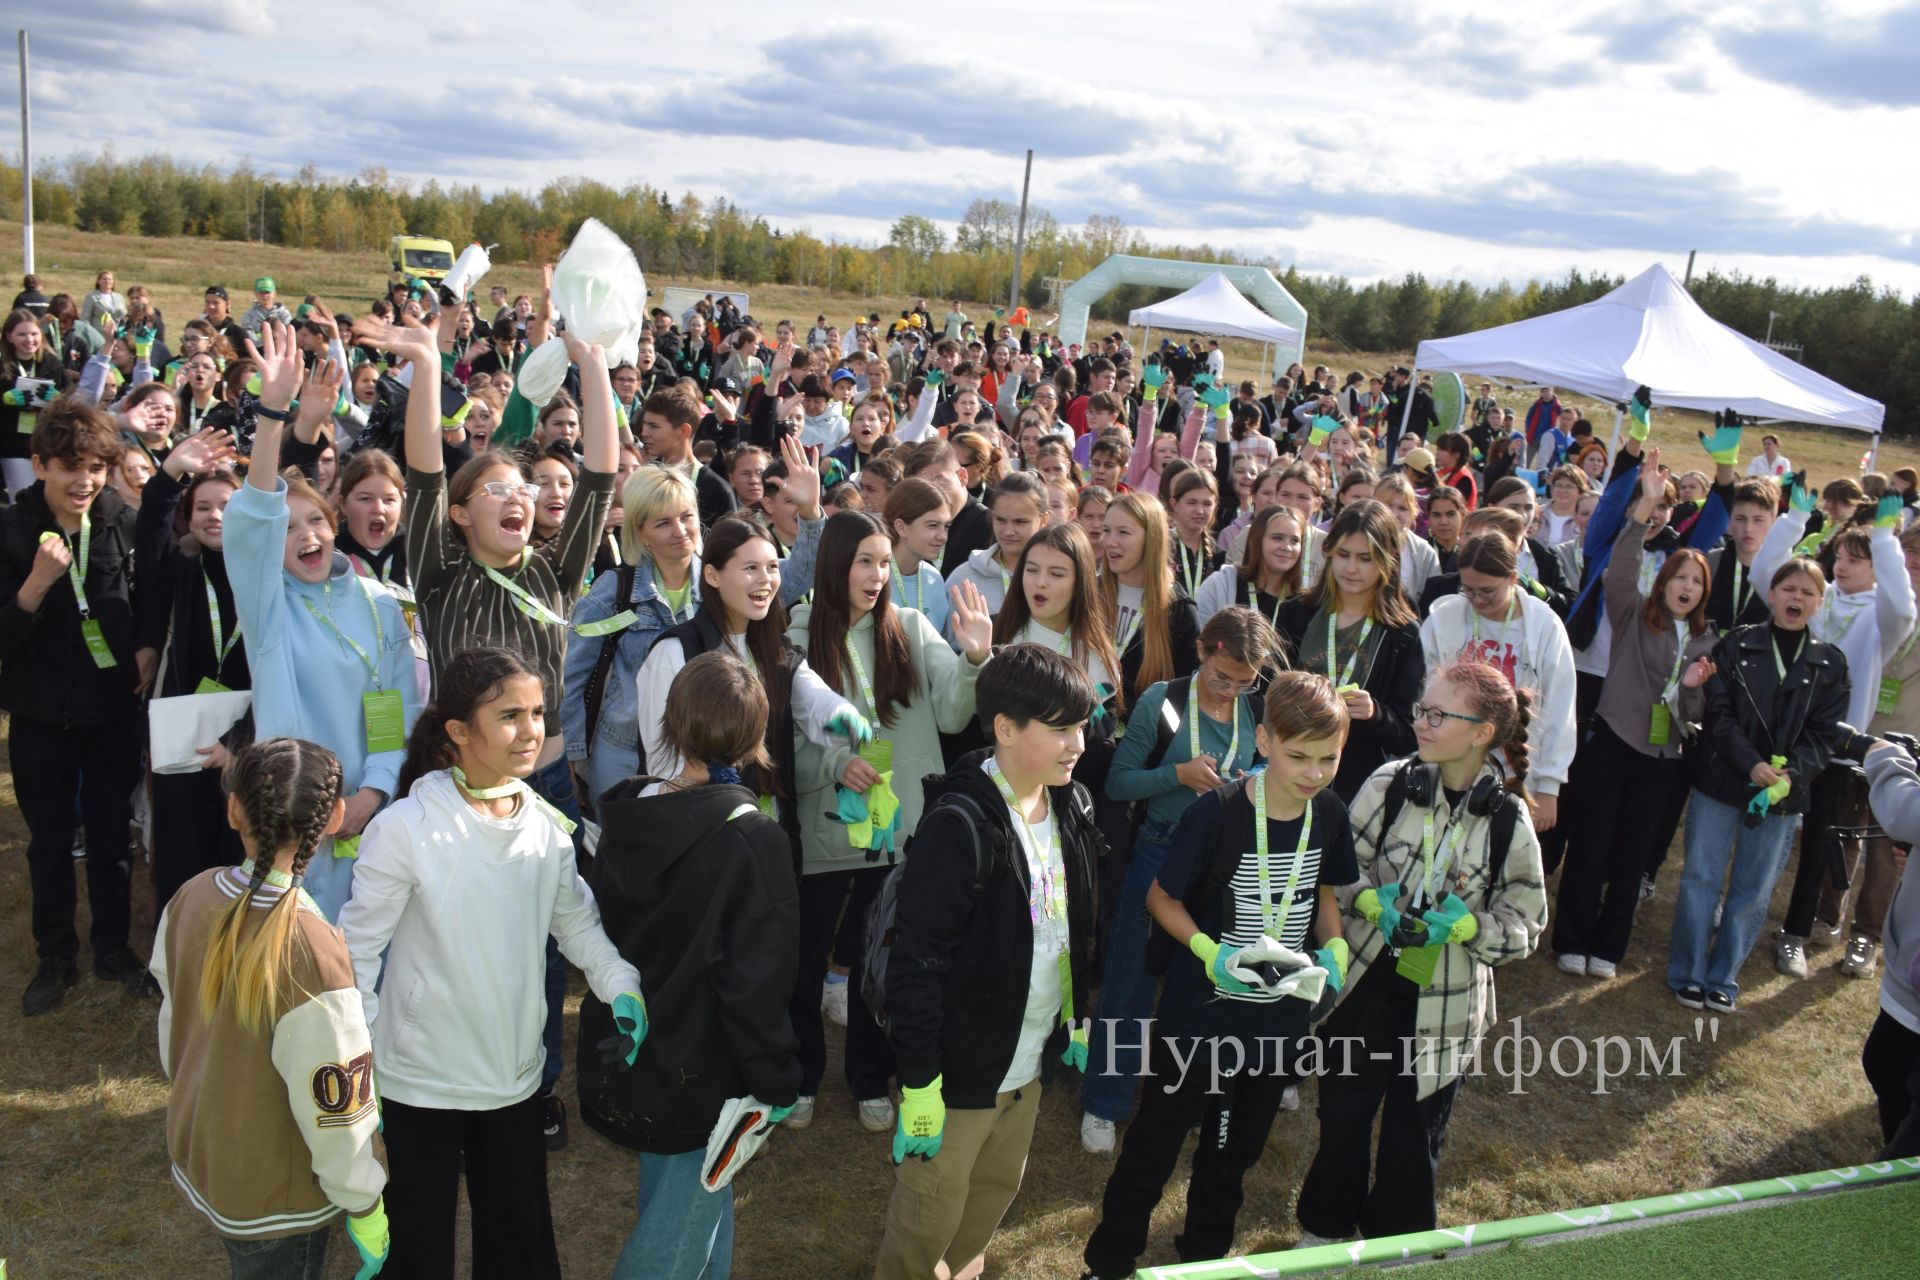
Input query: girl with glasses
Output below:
<box><xmin>1079</xmin><ymin>606</ymin><xmax>1283</xmax><ymax>1156</ymax></box>
<box><xmin>1274</xmin><ymin>501</ymin><xmax>1425</xmax><ymax>802</ymax></box>
<box><xmin>1295</xmin><ymin>661</ymin><xmax>1546</xmax><ymax>1247</ymax></box>
<box><xmin>1418</xmin><ymin>530</ymin><xmax>1578</xmax><ymax>833</ymax></box>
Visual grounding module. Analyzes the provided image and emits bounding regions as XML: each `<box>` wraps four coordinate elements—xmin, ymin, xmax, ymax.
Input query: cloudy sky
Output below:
<box><xmin>18</xmin><ymin>0</ymin><xmax>1920</xmax><ymax>293</ymax></box>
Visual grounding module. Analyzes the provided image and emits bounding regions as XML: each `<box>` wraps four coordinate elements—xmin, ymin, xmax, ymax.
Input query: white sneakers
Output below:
<box><xmin>1556</xmin><ymin>953</ymin><xmax>1588</xmax><ymax>976</ymax></box>
<box><xmin>858</xmin><ymin>1096</ymin><xmax>896</xmax><ymax>1133</ymax></box>
<box><xmin>1558</xmin><ymin>954</ymin><xmax>1616</xmax><ymax>978</ymax></box>
<box><xmin>1586</xmin><ymin>958</ymin><xmax>1617</xmax><ymax>980</ymax></box>
<box><xmin>1081</xmin><ymin>1113</ymin><xmax>1116</xmax><ymax>1156</ymax></box>
<box><xmin>822</xmin><ymin>973</ymin><xmax>849</xmax><ymax>1027</ymax></box>
<box><xmin>783</xmin><ymin>1095</ymin><xmax>816</xmax><ymax>1129</ymax></box>
<box><xmin>1774</xmin><ymin>933</ymin><xmax>1810</xmax><ymax>979</ymax></box>
<box><xmin>1841</xmin><ymin>935</ymin><xmax>1879</xmax><ymax>978</ymax></box>
<box><xmin>1280</xmin><ymin>1084</ymin><xmax>1301</xmax><ymax>1111</ymax></box>
<box><xmin>1808</xmin><ymin>919</ymin><xmax>1845</xmax><ymax>949</ymax></box>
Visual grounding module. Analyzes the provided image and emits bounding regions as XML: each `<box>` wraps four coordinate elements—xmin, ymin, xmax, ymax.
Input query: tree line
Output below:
<box><xmin>3</xmin><ymin>151</ymin><xmax>1913</xmax><ymax>437</ymax></box>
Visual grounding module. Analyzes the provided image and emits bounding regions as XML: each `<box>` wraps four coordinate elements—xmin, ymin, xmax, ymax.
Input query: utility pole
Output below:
<box><xmin>1683</xmin><ymin>249</ymin><xmax>1696</xmax><ymax>287</ymax></box>
<box><xmin>17</xmin><ymin>29</ymin><xmax>32</xmax><ymax>275</ymax></box>
<box><xmin>1009</xmin><ymin>149</ymin><xmax>1033</xmax><ymax>313</ymax></box>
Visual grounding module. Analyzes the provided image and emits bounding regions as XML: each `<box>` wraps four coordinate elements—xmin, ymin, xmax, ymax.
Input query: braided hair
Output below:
<box><xmin>197</xmin><ymin>738</ymin><xmax>344</xmax><ymax>1033</ymax></box>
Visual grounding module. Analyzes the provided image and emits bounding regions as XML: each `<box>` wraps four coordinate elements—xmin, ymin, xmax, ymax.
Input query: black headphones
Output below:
<box><xmin>1400</xmin><ymin>760</ymin><xmax>1508</xmax><ymax>818</ymax></box>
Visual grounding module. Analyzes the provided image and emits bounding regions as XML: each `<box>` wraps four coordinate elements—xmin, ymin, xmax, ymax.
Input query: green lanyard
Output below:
<box><xmin>63</xmin><ymin>513</ymin><xmax>92</xmax><ymax>617</ymax></box>
<box><xmin>986</xmin><ymin>760</ymin><xmax>1074</xmax><ymax>1034</ymax></box>
<box><xmin>479</xmin><ymin>551</ymin><xmax>567</xmax><ymax>626</ymax></box>
<box><xmin>845</xmin><ymin>637</ymin><xmax>875</xmax><ymax>713</ymax></box>
<box><xmin>1177</xmin><ymin>539</ymin><xmax>1205</xmax><ymax>598</ymax></box>
<box><xmin>204</xmin><ymin>569</ymin><xmax>242</xmax><ymax>670</ymax></box>
<box><xmin>1774</xmin><ymin>629</ymin><xmax>1806</xmax><ymax>681</ymax></box>
<box><xmin>1325</xmin><ymin>612</ymin><xmax>1373</xmax><ymax>688</ymax></box>
<box><xmin>1116</xmin><ymin>600</ymin><xmax>1143</xmax><ymax>653</ymax></box>
<box><xmin>894</xmin><ymin>570</ymin><xmax>925</xmax><ymax>614</ymax></box>
<box><xmin>1469</xmin><ymin>590</ymin><xmax>1517</xmax><ymax>648</ymax></box>
<box><xmin>1731</xmin><ymin>559</ymin><xmax>1752</xmax><ymax>621</ymax></box>
<box><xmin>1024</xmin><ymin>621</ymin><xmax>1072</xmax><ymax>656</ymax></box>
<box><xmin>300</xmin><ymin>576</ymin><xmax>386</xmax><ymax>689</ymax></box>
<box><xmin>1190</xmin><ymin>680</ymin><xmax>1242</xmax><ymax>775</ymax></box>
<box><xmin>1660</xmin><ymin>619</ymin><xmax>1689</xmax><ymax>700</ymax></box>
<box><xmin>1416</xmin><ymin>801</ymin><xmax>1470</xmax><ymax>910</ymax></box>
<box><xmin>450</xmin><ymin>765</ymin><xmax>577</xmax><ymax>835</ymax></box>
<box><xmin>996</xmin><ymin>557</ymin><xmax>1012</xmax><ymax>598</ymax></box>
<box><xmin>1251</xmin><ymin>773</ymin><xmax>1313</xmax><ymax>938</ymax></box>
<box><xmin>1246</xmin><ymin>580</ymin><xmax>1283</xmax><ymax>627</ymax></box>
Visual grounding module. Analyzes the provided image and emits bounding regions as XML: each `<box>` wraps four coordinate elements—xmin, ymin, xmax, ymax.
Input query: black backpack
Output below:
<box><xmin>860</xmin><ymin>792</ymin><xmax>998</xmax><ymax>1038</ymax></box>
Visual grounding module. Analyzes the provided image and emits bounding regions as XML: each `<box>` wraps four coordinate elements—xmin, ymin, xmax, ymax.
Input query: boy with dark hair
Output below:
<box><xmin>1088</xmin><ymin>434</ymin><xmax>1132</xmax><ymax>494</ymax></box>
<box><xmin>1706</xmin><ymin>478</ymin><xmax>1780</xmax><ymax>632</ymax></box>
<box><xmin>639</xmin><ymin>386</ymin><xmax>737</xmax><ymax>530</ymax></box>
<box><xmin>1</xmin><ymin>402</ymin><xmax>147</xmax><ymax>1014</ymax></box>
<box><xmin>876</xmin><ymin>644</ymin><xmax>1106</xmax><ymax>1280</ymax></box>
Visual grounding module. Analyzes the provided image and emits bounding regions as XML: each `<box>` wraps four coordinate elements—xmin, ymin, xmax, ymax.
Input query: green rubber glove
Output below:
<box><xmin>1627</xmin><ymin>385</ymin><xmax>1653</xmax><ymax>442</ymax></box>
<box><xmin>1188</xmin><ymin>932</ymin><xmax>1254</xmax><ymax>994</ymax></box>
<box><xmin>923</xmin><ymin>368</ymin><xmax>945</xmax><ymax>390</ymax></box>
<box><xmin>1358</xmin><ymin>882</ymin><xmax>1404</xmax><ymax>938</ymax></box>
<box><xmin>1698</xmin><ymin>412</ymin><xmax>1743</xmax><ymax>466</ymax></box>
<box><xmin>596</xmin><ymin>992</ymin><xmax>649</xmax><ymax>1070</ymax></box>
<box><xmin>1315</xmin><ymin>936</ymin><xmax>1350</xmax><ymax>993</ymax></box>
<box><xmin>1309</xmin><ymin>414</ymin><xmax>1339</xmax><ymax>447</ymax></box>
<box><xmin>132</xmin><ymin>326</ymin><xmax>156</xmax><ymax>360</ymax></box>
<box><xmin>893</xmin><ymin>1077</ymin><xmax>945</xmax><ymax>1164</ymax></box>
<box><xmin>1200</xmin><ymin>385</ymin><xmax>1231</xmax><ymax>411</ymax></box>
<box><xmin>1788</xmin><ymin>477</ymin><xmax>1816</xmax><ymax>514</ymax></box>
<box><xmin>1141</xmin><ymin>364</ymin><xmax>1168</xmax><ymax>394</ymax></box>
<box><xmin>827</xmin><ymin>708</ymin><xmax>874</xmax><ymax>746</ymax></box>
<box><xmin>1420</xmin><ymin>893</ymin><xmax>1479</xmax><ymax>945</ymax></box>
<box><xmin>768</xmin><ymin>1102</ymin><xmax>796</xmax><ymax>1125</ymax></box>
<box><xmin>1876</xmin><ymin>493</ymin><xmax>1904</xmax><ymax>530</ymax></box>
<box><xmin>1193</xmin><ymin>372</ymin><xmax>1214</xmax><ymax>392</ymax></box>
<box><xmin>1518</xmin><ymin>573</ymin><xmax>1550</xmax><ymax>601</ymax></box>
<box><xmin>1</xmin><ymin>389</ymin><xmax>24</xmax><ymax>407</ymax></box>
<box><xmin>346</xmin><ymin>1198</ymin><xmax>390</xmax><ymax>1280</ymax></box>
<box><xmin>1061</xmin><ymin>1020</ymin><xmax>1089</xmax><ymax>1072</ymax></box>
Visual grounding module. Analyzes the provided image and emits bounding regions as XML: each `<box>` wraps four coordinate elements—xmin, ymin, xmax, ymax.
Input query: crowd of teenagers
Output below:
<box><xmin>9</xmin><ymin>264</ymin><xmax>1920</xmax><ymax>1280</ymax></box>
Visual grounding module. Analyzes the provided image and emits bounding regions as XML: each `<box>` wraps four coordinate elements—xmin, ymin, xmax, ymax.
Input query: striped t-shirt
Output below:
<box><xmin>404</xmin><ymin>466</ymin><xmax>614</xmax><ymax>727</ymax></box>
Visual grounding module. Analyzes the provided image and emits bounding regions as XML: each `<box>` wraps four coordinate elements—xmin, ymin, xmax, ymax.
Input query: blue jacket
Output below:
<box><xmin>227</xmin><ymin>480</ymin><xmax>421</xmax><ymax>921</ymax></box>
<box><xmin>1566</xmin><ymin>450</ymin><xmax>1730</xmax><ymax>650</ymax></box>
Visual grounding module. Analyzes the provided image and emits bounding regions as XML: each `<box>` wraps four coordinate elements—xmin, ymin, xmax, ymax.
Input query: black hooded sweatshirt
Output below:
<box><xmin>887</xmin><ymin>749</ymin><xmax>1103</xmax><ymax>1109</ymax></box>
<box><xmin>577</xmin><ymin>777</ymin><xmax>802</xmax><ymax>1154</ymax></box>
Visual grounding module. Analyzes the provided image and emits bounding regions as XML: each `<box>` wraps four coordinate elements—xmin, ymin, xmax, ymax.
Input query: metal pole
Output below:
<box><xmin>1009</xmin><ymin>148</ymin><xmax>1033</xmax><ymax>314</ymax></box>
<box><xmin>1607</xmin><ymin>406</ymin><xmax>1624</xmax><ymax>455</ymax></box>
<box><xmin>1869</xmin><ymin>432</ymin><xmax>1882</xmax><ymax>471</ymax></box>
<box><xmin>1683</xmin><ymin>249</ymin><xmax>1696</xmax><ymax>287</ymax></box>
<box><xmin>17</xmin><ymin>29</ymin><xmax>32</xmax><ymax>275</ymax></box>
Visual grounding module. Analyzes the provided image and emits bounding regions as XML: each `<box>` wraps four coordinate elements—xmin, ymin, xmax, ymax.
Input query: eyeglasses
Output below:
<box><xmin>1459</xmin><ymin>583</ymin><xmax>1507</xmax><ymax>604</ymax></box>
<box><xmin>478</xmin><ymin>482</ymin><xmax>540</xmax><ymax>502</ymax></box>
<box><xmin>1411</xmin><ymin>703</ymin><xmax>1487</xmax><ymax>729</ymax></box>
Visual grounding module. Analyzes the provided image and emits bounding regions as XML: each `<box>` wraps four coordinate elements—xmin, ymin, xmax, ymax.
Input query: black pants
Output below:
<box><xmin>1783</xmin><ymin>764</ymin><xmax>1870</xmax><ymax>939</ymax></box>
<box><xmin>1642</xmin><ymin>764</ymin><xmax>1691</xmax><ymax>884</ymax></box>
<box><xmin>791</xmin><ymin>866</ymin><xmax>895</xmax><ymax>1099</ymax></box>
<box><xmin>1295</xmin><ymin>964</ymin><xmax>1461</xmax><ymax>1240</ymax></box>
<box><xmin>1862</xmin><ymin>1011</ymin><xmax>1920</xmax><ymax>1160</ymax></box>
<box><xmin>1084</xmin><ymin>1030</ymin><xmax>1292</xmax><ymax>1276</ymax></box>
<box><xmin>1553</xmin><ymin>722</ymin><xmax>1687</xmax><ymax>963</ymax></box>
<box><xmin>12</xmin><ymin>710</ymin><xmax>143</xmax><ymax>962</ymax></box>
<box><xmin>151</xmin><ymin>766</ymin><xmax>244</xmax><ymax>914</ymax></box>
<box><xmin>381</xmin><ymin>1092</ymin><xmax>559</xmax><ymax>1280</ymax></box>
<box><xmin>1538</xmin><ymin>671</ymin><xmax>1606</xmax><ymax>875</ymax></box>
<box><xmin>1076</xmin><ymin>738</ymin><xmax>1132</xmax><ymax>983</ymax></box>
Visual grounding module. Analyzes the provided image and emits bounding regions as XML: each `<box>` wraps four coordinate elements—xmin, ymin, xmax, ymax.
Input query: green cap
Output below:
<box><xmin>254</xmin><ymin>276</ymin><xmax>275</xmax><ymax>292</ymax></box>
<box><xmin>294</xmin><ymin>303</ymin><xmax>316</xmax><ymax>320</ymax></box>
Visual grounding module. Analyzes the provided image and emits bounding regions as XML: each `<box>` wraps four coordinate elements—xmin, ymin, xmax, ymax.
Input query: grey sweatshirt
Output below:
<box><xmin>1868</xmin><ymin>742</ymin><xmax>1920</xmax><ymax>1031</ymax></box>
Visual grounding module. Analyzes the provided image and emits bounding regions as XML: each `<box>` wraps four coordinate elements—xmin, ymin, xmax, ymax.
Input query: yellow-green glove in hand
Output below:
<box><xmin>346</xmin><ymin>1198</ymin><xmax>390</xmax><ymax>1280</ymax></box>
<box><xmin>1627</xmin><ymin>385</ymin><xmax>1653</xmax><ymax>442</ymax></box>
<box><xmin>1189</xmin><ymin>932</ymin><xmax>1254</xmax><ymax>994</ymax></box>
<box><xmin>1061</xmin><ymin>1021</ymin><xmax>1089</xmax><ymax>1072</ymax></box>
<box><xmin>1420</xmin><ymin>893</ymin><xmax>1479</xmax><ymax>945</ymax></box>
<box><xmin>893</xmin><ymin>1077</ymin><xmax>945</xmax><ymax>1164</ymax></box>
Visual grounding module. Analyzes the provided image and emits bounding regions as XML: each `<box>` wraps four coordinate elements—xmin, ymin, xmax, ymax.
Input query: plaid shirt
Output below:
<box><xmin>1332</xmin><ymin>759</ymin><xmax>1548</xmax><ymax>1099</ymax></box>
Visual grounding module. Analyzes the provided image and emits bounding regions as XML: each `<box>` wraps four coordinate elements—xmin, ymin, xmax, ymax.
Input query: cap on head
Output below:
<box><xmin>254</xmin><ymin>276</ymin><xmax>275</xmax><ymax>293</ymax></box>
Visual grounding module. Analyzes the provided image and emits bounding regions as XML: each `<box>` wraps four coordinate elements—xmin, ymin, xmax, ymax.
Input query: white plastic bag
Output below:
<box><xmin>441</xmin><ymin>242</ymin><xmax>492</xmax><ymax>303</ymax></box>
<box><xmin>550</xmin><ymin>218</ymin><xmax>649</xmax><ymax>370</ymax></box>
<box><xmin>515</xmin><ymin>338</ymin><xmax>570</xmax><ymax>408</ymax></box>
<box><xmin>1224</xmin><ymin>937</ymin><xmax>1328</xmax><ymax>1004</ymax></box>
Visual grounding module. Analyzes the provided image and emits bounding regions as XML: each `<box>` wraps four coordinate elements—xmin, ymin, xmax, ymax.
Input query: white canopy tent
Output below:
<box><xmin>1129</xmin><ymin>271</ymin><xmax>1303</xmax><ymax>376</ymax></box>
<box><xmin>1408</xmin><ymin>263</ymin><xmax>1886</xmax><ymax>457</ymax></box>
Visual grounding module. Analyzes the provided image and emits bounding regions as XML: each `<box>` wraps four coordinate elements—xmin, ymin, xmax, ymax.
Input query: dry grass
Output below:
<box><xmin>0</xmin><ymin>717</ymin><xmax>1889</xmax><ymax>1279</ymax></box>
<box><xmin>1</xmin><ymin>220</ymin><xmax>1897</xmax><ymax>488</ymax></box>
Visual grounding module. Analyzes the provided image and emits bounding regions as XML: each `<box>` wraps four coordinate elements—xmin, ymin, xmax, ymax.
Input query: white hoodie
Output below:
<box><xmin>1754</xmin><ymin>511</ymin><xmax>1917</xmax><ymax>729</ymax></box>
<box><xmin>339</xmin><ymin>770</ymin><xmax>640</xmax><ymax>1110</ymax></box>
<box><xmin>1419</xmin><ymin>592</ymin><xmax>1578</xmax><ymax>795</ymax></box>
<box><xmin>946</xmin><ymin>544</ymin><xmax>1015</xmax><ymax>617</ymax></box>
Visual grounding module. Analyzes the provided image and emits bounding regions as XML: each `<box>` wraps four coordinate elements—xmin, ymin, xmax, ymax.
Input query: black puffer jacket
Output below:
<box><xmin>1690</xmin><ymin>622</ymin><xmax>1849</xmax><ymax>815</ymax></box>
<box><xmin>0</xmin><ymin>483</ymin><xmax>140</xmax><ymax>725</ymax></box>
<box><xmin>887</xmin><ymin>750</ymin><xmax>1103</xmax><ymax>1109</ymax></box>
<box><xmin>579</xmin><ymin>779</ymin><xmax>802</xmax><ymax>1154</ymax></box>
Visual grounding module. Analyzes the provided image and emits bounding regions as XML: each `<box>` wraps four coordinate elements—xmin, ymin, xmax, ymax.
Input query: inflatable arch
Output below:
<box><xmin>1056</xmin><ymin>255</ymin><xmax>1308</xmax><ymax>378</ymax></box>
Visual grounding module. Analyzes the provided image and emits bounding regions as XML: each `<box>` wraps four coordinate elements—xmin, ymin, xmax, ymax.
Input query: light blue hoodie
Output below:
<box><xmin>227</xmin><ymin>480</ymin><xmax>421</xmax><ymax>921</ymax></box>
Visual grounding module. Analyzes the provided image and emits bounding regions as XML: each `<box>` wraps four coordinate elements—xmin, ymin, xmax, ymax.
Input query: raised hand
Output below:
<box><xmin>350</xmin><ymin>313</ymin><xmax>440</xmax><ymax>366</ymax></box>
<box><xmin>1640</xmin><ymin>447</ymin><xmax>1666</xmax><ymax>506</ymax></box>
<box><xmin>245</xmin><ymin>321</ymin><xmax>304</xmax><ymax>409</ymax></box>
<box><xmin>293</xmin><ymin>359</ymin><xmax>347</xmax><ymax>441</ymax></box>
<box><xmin>161</xmin><ymin>426</ymin><xmax>237</xmax><ymax>479</ymax></box>
<box><xmin>947</xmin><ymin>578</ymin><xmax>994</xmax><ymax>662</ymax></box>
<box><xmin>777</xmin><ymin>433</ymin><xmax>822</xmax><ymax>520</ymax></box>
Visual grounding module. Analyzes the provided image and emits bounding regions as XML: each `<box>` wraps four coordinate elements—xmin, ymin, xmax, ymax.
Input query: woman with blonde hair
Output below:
<box><xmin>1195</xmin><ymin>503</ymin><xmax>1307</xmax><ymax>626</ymax></box>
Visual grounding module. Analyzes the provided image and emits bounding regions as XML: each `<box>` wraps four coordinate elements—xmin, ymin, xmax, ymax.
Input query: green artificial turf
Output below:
<box><xmin>1384</xmin><ymin>1177</ymin><xmax>1920</xmax><ymax>1279</ymax></box>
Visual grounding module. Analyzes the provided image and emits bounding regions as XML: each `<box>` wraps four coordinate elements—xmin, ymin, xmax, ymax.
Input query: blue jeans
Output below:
<box><xmin>613</xmin><ymin>1149</ymin><xmax>733</xmax><ymax>1279</ymax></box>
<box><xmin>529</xmin><ymin>755</ymin><xmax>586</xmax><ymax>1092</ymax></box>
<box><xmin>1668</xmin><ymin>789</ymin><xmax>1797</xmax><ymax>999</ymax></box>
<box><xmin>1081</xmin><ymin>823</ymin><xmax>1174</xmax><ymax>1124</ymax></box>
<box><xmin>221</xmin><ymin>1225</ymin><xmax>329</xmax><ymax>1279</ymax></box>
